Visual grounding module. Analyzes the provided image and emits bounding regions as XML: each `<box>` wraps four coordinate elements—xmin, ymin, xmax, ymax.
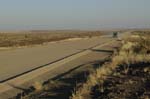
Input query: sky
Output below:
<box><xmin>0</xmin><ymin>0</ymin><xmax>150</xmax><ymax>30</ymax></box>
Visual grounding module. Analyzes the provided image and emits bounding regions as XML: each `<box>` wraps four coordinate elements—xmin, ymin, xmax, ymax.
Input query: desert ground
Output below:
<box><xmin>1</xmin><ymin>30</ymin><xmax>149</xmax><ymax>99</ymax></box>
<box><xmin>0</xmin><ymin>30</ymin><xmax>104</xmax><ymax>47</ymax></box>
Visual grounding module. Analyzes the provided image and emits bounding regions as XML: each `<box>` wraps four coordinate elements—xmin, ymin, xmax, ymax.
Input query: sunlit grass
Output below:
<box><xmin>71</xmin><ymin>32</ymin><xmax>150</xmax><ymax>99</ymax></box>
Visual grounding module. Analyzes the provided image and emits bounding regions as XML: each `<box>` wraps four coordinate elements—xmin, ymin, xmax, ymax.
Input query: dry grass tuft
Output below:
<box><xmin>71</xmin><ymin>32</ymin><xmax>150</xmax><ymax>99</ymax></box>
<box><xmin>33</xmin><ymin>81</ymin><xmax>43</xmax><ymax>91</ymax></box>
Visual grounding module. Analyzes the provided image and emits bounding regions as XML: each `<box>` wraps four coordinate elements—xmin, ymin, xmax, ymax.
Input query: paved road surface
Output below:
<box><xmin>0</xmin><ymin>35</ymin><xmax>114</xmax><ymax>82</ymax></box>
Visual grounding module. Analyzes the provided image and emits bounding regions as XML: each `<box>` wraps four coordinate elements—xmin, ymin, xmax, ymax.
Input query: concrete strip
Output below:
<box><xmin>0</xmin><ymin>36</ymin><xmax>111</xmax><ymax>82</ymax></box>
<box><xmin>0</xmin><ymin>40</ymin><xmax>114</xmax><ymax>99</ymax></box>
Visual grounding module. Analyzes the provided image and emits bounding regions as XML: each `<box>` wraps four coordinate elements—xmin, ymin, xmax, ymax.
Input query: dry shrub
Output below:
<box><xmin>71</xmin><ymin>33</ymin><xmax>150</xmax><ymax>99</ymax></box>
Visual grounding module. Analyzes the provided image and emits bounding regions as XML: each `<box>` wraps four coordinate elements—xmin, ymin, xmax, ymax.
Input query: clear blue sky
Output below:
<box><xmin>0</xmin><ymin>0</ymin><xmax>150</xmax><ymax>30</ymax></box>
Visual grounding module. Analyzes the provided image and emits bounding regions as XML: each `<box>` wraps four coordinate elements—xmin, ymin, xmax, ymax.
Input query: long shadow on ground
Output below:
<box><xmin>36</xmin><ymin>60</ymin><xmax>110</xmax><ymax>99</ymax></box>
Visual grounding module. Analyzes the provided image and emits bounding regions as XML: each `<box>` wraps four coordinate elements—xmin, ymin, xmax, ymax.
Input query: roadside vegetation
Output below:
<box><xmin>0</xmin><ymin>30</ymin><xmax>103</xmax><ymax>47</ymax></box>
<box><xmin>71</xmin><ymin>31</ymin><xmax>150</xmax><ymax>99</ymax></box>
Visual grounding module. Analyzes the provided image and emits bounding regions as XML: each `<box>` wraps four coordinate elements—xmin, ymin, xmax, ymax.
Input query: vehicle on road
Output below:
<box><xmin>113</xmin><ymin>32</ymin><xmax>118</xmax><ymax>38</ymax></box>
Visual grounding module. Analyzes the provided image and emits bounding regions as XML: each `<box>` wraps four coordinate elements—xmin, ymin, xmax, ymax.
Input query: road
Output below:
<box><xmin>0</xmin><ymin>35</ymin><xmax>114</xmax><ymax>82</ymax></box>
